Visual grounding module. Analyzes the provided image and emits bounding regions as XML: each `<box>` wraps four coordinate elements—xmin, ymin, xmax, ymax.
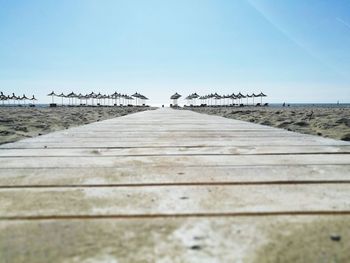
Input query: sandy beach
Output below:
<box><xmin>186</xmin><ymin>106</ymin><xmax>350</xmax><ymax>141</ymax></box>
<box><xmin>0</xmin><ymin>106</ymin><xmax>153</xmax><ymax>145</ymax></box>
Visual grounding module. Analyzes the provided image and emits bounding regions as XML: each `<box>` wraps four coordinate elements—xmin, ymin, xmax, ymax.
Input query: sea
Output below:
<box><xmin>1</xmin><ymin>103</ymin><xmax>350</xmax><ymax>108</ymax></box>
<box><xmin>269</xmin><ymin>103</ymin><xmax>350</xmax><ymax>108</ymax></box>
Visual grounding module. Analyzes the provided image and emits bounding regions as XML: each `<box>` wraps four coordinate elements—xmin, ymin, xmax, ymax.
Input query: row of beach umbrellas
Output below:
<box><xmin>47</xmin><ymin>91</ymin><xmax>149</xmax><ymax>106</ymax></box>
<box><xmin>0</xmin><ymin>92</ymin><xmax>37</xmax><ymax>106</ymax></box>
<box><xmin>171</xmin><ymin>92</ymin><xmax>267</xmax><ymax>106</ymax></box>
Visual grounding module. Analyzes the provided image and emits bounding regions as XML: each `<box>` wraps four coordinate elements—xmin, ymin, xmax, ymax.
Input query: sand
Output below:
<box><xmin>186</xmin><ymin>106</ymin><xmax>350</xmax><ymax>141</ymax></box>
<box><xmin>0</xmin><ymin>106</ymin><xmax>154</xmax><ymax>145</ymax></box>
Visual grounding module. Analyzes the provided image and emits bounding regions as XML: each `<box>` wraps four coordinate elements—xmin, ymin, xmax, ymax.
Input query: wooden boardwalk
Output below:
<box><xmin>1</xmin><ymin>108</ymin><xmax>350</xmax><ymax>262</ymax></box>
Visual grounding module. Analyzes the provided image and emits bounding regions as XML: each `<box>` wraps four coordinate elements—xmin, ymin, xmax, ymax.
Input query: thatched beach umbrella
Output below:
<box><xmin>221</xmin><ymin>94</ymin><xmax>226</xmax><ymax>106</ymax></box>
<box><xmin>120</xmin><ymin>94</ymin><xmax>126</xmax><ymax>105</ymax></box>
<box><xmin>226</xmin><ymin>94</ymin><xmax>231</xmax><ymax>106</ymax></box>
<box><xmin>118</xmin><ymin>93</ymin><xmax>123</xmax><ymax>106</ymax></box>
<box><xmin>237</xmin><ymin>92</ymin><xmax>245</xmax><ymax>105</ymax></box>
<box><xmin>88</xmin><ymin>92</ymin><xmax>96</xmax><ymax>106</ymax></box>
<box><xmin>30</xmin><ymin>95</ymin><xmax>37</xmax><ymax>106</ymax></box>
<box><xmin>170</xmin><ymin>92</ymin><xmax>181</xmax><ymax>106</ymax></box>
<box><xmin>17</xmin><ymin>95</ymin><xmax>23</xmax><ymax>105</ymax></box>
<box><xmin>111</xmin><ymin>92</ymin><xmax>119</xmax><ymax>106</ymax></box>
<box><xmin>58</xmin><ymin>92</ymin><xmax>67</xmax><ymax>106</ymax></box>
<box><xmin>95</xmin><ymin>93</ymin><xmax>102</xmax><ymax>105</ymax></box>
<box><xmin>213</xmin><ymin>93</ymin><xmax>221</xmax><ymax>106</ymax></box>
<box><xmin>129</xmin><ymin>95</ymin><xmax>135</xmax><ymax>105</ymax></box>
<box><xmin>0</xmin><ymin>92</ymin><xmax>7</xmax><ymax>105</ymax></box>
<box><xmin>12</xmin><ymin>93</ymin><xmax>21</xmax><ymax>105</ymax></box>
<box><xmin>132</xmin><ymin>92</ymin><xmax>141</xmax><ymax>106</ymax></box>
<box><xmin>47</xmin><ymin>91</ymin><xmax>56</xmax><ymax>104</ymax></box>
<box><xmin>246</xmin><ymin>94</ymin><xmax>252</xmax><ymax>106</ymax></box>
<box><xmin>10</xmin><ymin>93</ymin><xmax>18</xmax><ymax>105</ymax></box>
<box><xmin>185</xmin><ymin>95</ymin><xmax>192</xmax><ymax>106</ymax></box>
<box><xmin>83</xmin><ymin>94</ymin><xmax>90</xmax><ymax>105</ymax></box>
<box><xmin>208</xmin><ymin>94</ymin><xmax>214</xmax><ymax>106</ymax></box>
<box><xmin>131</xmin><ymin>92</ymin><xmax>140</xmax><ymax>106</ymax></box>
<box><xmin>202</xmin><ymin>95</ymin><xmax>209</xmax><ymax>106</ymax></box>
<box><xmin>203</xmin><ymin>95</ymin><xmax>210</xmax><ymax>106</ymax></box>
<box><xmin>73</xmin><ymin>92</ymin><xmax>79</xmax><ymax>105</ymax></box>
<box><xmin>102</xmin><ymin>94</ymin><xmax>109</xmax><ymax>106</ymax></box>
<box><xmin>21</xmin><ymin>94</ymin><xmax>29</xmax><ymax>105</ymax></box>
<box><xmin>77</xmin><ymin>93</ymin><xmax>84</xmax><ymax>105</ymax></box>
<box><xmin>139</xmin><ymin>94</ymin><xmax>148</xmax><ymax>106</ymax></box>
<box><xmin>252</xmin><ymin>93</ymin><xmax>258</xmax><ymax>105</ymax></box>
<box><xmin>66</xmin><ymin>92</ymin><xmax>76</xmax><ymax>106</ymax></box>
<box><xmin>124</xmin><ymin>95</ymin><xmax>133</xmax><ymax>106</ymax></box>
<box><xmin>230</xmin><ymin>93</ymin><xmax>237</xmax><ymax>106</ymax></box>
<box><xmin>191</xmin><ymin>93</ymin><xmax>199</xmax><ymax>106</ymax></box>
<box><xmin>199</xmin><ymin>96</ymin><xmax>205</xmax><ymax>106</ymax></box>
<box><xmin>116</xmin><ymin>92</ymin><xmax>121</xmax><ymax>106</ymax></box>
<box><xmin>57</xmin><ymin>93</ymin><xmax>65</xmax><ymax>106</ymax></box>
<box><xmin>107</xmin><ymin>94</ymin><xmax>112</xmax><ymax>106</ymax></box>
<box><xmin>258</xmin><ymin>92</ymin><xmax>267</xmax><ymax>104</ymax></box>
<box><xmin>98</xmin><ymin>94</ymin><xmax>104</xmax><ymax>106</ymax></box>
<box><xmin>224</xmin><ymin>94</ymin><xmax>231</xmax><ymax>106</ymax></box>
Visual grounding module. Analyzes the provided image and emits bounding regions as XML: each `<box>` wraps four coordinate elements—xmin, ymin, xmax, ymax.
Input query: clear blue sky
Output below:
<box><xmin>0</xmin><ymin>0</ymin><xmax>349</xmax><ymax>105</ymax></box>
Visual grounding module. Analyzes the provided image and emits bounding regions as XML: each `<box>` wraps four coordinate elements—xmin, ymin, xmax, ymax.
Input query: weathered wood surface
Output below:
<box><xmin>2</xmin><ymin>184</ymin><xmax>350</xmax><ymax>218</ymax></box>
<box><xmin>0</xmin><ymin>108</ymin><xmax>350</xmax><ymax>263</ymax></box>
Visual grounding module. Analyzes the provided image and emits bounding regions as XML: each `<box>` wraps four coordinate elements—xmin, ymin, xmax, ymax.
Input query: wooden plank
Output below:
<box><xmin>1</xmin><ymin>215</ymin><xmax>349</xmax><ymax>263</ymax></box>
<box><xmin>50</xmin><ymin>128</ymin><xmax>277</xmax><ymax>132</ymax></box>
<box><xmin>8</xmin><ymin>134</ymin><xmax>315</xmax><ymax>141</ymax></box>
<box><xmin>0</xmin><ymin>165</ymin><xmax>349</xmax><ymax>187</ymax></box>
<box><xmin>0</xmin><ymin>154</ymin><xmax>349</xmax><ymax>168</ymax></box>
<box><xmin>39</xmin><ymin>132</ymin><xmax>303</xmax><ymax>139</ymax></box>
<box><xmin>2</xmin><ymin>139</ymin><xmax>348</xmax><ymax>149</ymax></box>
<box><xmin>0</xmin><ymin>145</ymin><xmax>349</xmax><ymax>157</ymax></box>
<box><xmin>1</xmin><ymin>185</ymin><xmax>350</xmax><ymax>217</ymax></box>
<box><xmin>47</xmin><ymin>129</ymin><xmax>285</xmax><ymax>134</ymax></box>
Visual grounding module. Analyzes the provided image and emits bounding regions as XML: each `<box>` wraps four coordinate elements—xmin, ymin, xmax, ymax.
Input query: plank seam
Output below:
<box><xmin>2</xmin><ymin>180</ymin><xmax>350</xmax><ymax>189</ymax></box>
<box><xmin>0</xmin><ymin>152</ymin><xmax>349</xmax><ymax>158</ymax></box>
<box><xmin>1</xmin><ymin>164</ymin><xmax>350</xmax><ymax>170</ymax></box>
<box><xmin>2</xmin><ymin>211</ymin><xmax>350</xmax><ymax>221</ymax></box>
<box><xmin>2</xmin><ymin>144</ymin><xmax>349</xmax><ymax>149</ymax></box>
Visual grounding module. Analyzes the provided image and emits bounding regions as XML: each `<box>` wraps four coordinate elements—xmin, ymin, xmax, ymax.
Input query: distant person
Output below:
<box><xmin>162</xmin><ymin>105</ymin><xmax>164</xmax><ymax>108</ymax></box>
<box><xmin>283</xmin><ymin>102</ymin><xmax>286</xmax><ymax>107</ymax></box>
